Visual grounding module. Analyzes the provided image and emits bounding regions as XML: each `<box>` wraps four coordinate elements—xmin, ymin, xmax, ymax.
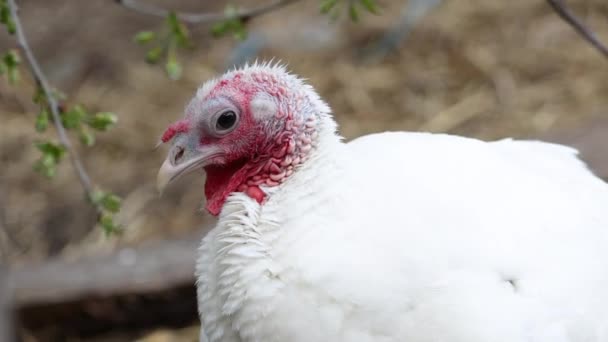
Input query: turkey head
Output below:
<box><xmin>156</xmin><ymin>63</ymin><xmax>328</xmax><ymax>216</ymax></box>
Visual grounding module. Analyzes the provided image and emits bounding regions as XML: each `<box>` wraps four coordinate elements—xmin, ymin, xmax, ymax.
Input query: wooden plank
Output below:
<box><xmin>8</xmin><ymin>233</ymin><xmax>203</xmax><ymax>340</ymax></box>
<box><xmin>9</xmin><ymin>233</ymin><xmax>202</xmax><ymax>307</ymax></box>
<box><xmin>17</xmin><ymin>283</ymin><xmax>198</xmax><ymax>340</ymax></box>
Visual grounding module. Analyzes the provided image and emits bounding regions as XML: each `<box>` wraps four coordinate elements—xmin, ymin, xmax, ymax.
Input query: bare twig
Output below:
<box><xmin>116</xmin><ymin>0</ymin><xmax>300</xmax><ymax>24</ymax></box>
<box><xmin>7</xmin><ymin>0</ymin><xmax>94</xmax><ymax>196</ymax></box>
<box><xmin>547</xmin><ymin>0</ymin><xmax>608</xmax><ymax>59</ymax></box>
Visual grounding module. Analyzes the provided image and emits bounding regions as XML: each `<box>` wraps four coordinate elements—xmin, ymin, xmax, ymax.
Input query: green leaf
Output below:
<box><xmin>61</xmin><ymin>104</ymin><xmax>86</xmax><ymax>129</ymax></box>
<box><xmin>360</xmin><ymin>0</ymin><xmax>379</xmax><ymax>14</ymax></box>
<box><xmin>0</xmin><ymin>1</ymin><xmax>14</xmax><ymax>33</ymax></box>
<box><xmin>145</xmin><ymin>46</ymin><xmax>162</xmax><ymax>64</ymax></box>
<box><xmin>34</xmin><ymin>154</ymin><xmax>57</xmax><ymax>178</ymax></box>
<box><xmin>320</xmin><ymin>0</ymin><xmax>338</xmax><ymax>14</ymax></box>
<box><xmin>7</xmin><ymin>66</ymin><xmax>18</xmax><ymax>84</ymax></box>
<box><xmin>210</xmin><ymin>5</ymin><xmax>248</xmax><ymax>41</ymax></box>
<box><xmin>165</xmin><ymin>59</ymin><xmax>182</xmax><ymax>80</ymax></box>
<box><xmin>90</xmin><ymin>191</ymin><xmax>122</xmax><ymax>213</ymax></box>
<box><xmin>32</xmin><ymin>87</ymin><xmax>45</xmax><ymax>104</ymax></box>
<box><xmin>35</xmin><ymin>108</ymin><xmax>49</xmax><ymax>132</ymax></box>
<box><xmin>166</xmin><ymin>11</ymin><xmax>180</xmax><ymax>30</ymax></box>
<box><xmin>211</xmin><ymin>21</ymin><xmax>229</xmax><ymax>38</ymax></box>
<box><xmin>99</xmin><ymin>213</ymin><xmax>121</xmax><ymax>235</ymax></box>
<box><xmin>134</xmin><ymin>31</ymin><xmax>156</xmax><ymax>45</ymax></box>
<box><xmin>101</xmin><ymin>193</ymin><xmax>121</xmax><ymax>213</ymax></box>
<box><xmin>3</xmin><ymin>49</ymin><xmax>19</xmax><ymax>67</ymax></box>
<box><xmin>174</xmin><ymin>27</ymin><xmax>190</xmax><ymax>48</ymax></box>
<box><xmin>211</xmin><ymin>17</ymin><xmax>246</xmax><ymax>41</ymax></box>
<box><xmin>349</xmin><ymin>3</ymin><xmax>360</xmax><ymax>22</ymax></box>
<box><xmin>166</xmin><ymin>12</ymin><xmax>190</xmax><ymax>47</ymax></box>
<box><xmin>232</xmin><ymin>22</ymin><xmax>247</xmax><ymax>41</ymax></box>
<box><xmin>3</xmin><ymin>50</ymin><xmax>20</xmax><ymax>84</ymax></box>
<box><xmin>36</xmin><ymin>141</ymin><xmax>65</xmax><ymax>160</ymax></box>
<box><xmin>0</xmin><ymin>5</ymin><xmax>9</xmax><ymax>25</ymax></box>
<box><xmin>5</xmin><ymin>18</ymin><xmax>15</xmax><ymax>34</ymax></box>
<box><xmin>88</xmin><ymin>112</ymin><xmax>118</xmax><ymax>131</ymax></box>
<box><xmin>79</xmin><ymin>127</ymin><xmax>95</xmax><ymax>146</ymax></box>
<box><xmin>89</xmin><ymin>190</ymin><xmax>104</xmax><ymax>205</ymax></box>
<box><xmin>3</xmin><ymin>50</ymin><xmax>18</xmax><ymax>68</ymax></box>
<box><xmin>0</xmin><ymin>60</ymin><xmax>5</xmax><ymax>75</ymax></box>
<box><xmin>34</xmin><ymin>141</ymin><xmax>65</xmax><ymax>178</ymax></box>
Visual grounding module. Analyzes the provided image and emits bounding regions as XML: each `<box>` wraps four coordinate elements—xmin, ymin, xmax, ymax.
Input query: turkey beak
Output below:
<box><xmin>157</xmin><ymin>157</ymin><xmax>179</xmax><ymax>194</ymax></box>
<box><xmin>156</xmin><ymin>145</ymin><xmax>219</xmax><ymax>194</ymax></box>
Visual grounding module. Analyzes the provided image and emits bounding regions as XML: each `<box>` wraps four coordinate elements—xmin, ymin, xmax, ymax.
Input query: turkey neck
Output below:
<box><xmin>196</xmin><ymin>115</ymin><xmax>344</xmax><ymax>339</ymax></box>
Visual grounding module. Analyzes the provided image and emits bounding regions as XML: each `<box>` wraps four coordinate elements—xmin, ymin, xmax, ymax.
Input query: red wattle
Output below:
<box><xmin>246</xmin><ymin>186</ymin><xmax>265</xmax><ymax>204</ymax></box>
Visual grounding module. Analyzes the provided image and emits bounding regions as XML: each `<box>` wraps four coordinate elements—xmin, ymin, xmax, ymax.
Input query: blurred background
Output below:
<box><xmin>0</xmin><ymin>0</ymin><xmax>607</xmax><ymax>340</ymax></box>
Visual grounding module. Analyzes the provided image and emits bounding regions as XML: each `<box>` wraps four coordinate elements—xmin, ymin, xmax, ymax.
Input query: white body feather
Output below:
<box><xmin>195</xmin><ymin>118</ymin><xmax>608</xmax><ymax>341</ymax></box>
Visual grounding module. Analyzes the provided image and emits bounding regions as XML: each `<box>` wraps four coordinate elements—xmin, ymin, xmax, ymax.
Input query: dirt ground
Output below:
<box><xmin>1</xmin><ymin>0</ymin><xmax>608</xmax><ymax>340</ymax></box>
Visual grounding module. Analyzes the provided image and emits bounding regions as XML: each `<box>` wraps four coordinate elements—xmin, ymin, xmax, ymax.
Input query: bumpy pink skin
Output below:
<box><xmin>162</xmin><ymin>70</ymin><xmax>317</xmax><ymax>216</ymax></box>
<box><xmin>161</xmin><ymin>120</ymin><xmax>190</xmax><ymax>143</ymax></box>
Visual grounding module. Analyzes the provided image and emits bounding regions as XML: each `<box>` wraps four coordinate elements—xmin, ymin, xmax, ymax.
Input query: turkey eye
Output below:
<box><xmin>216</xmin><ymin>110</ymin><xmax>237</xmax><ymax>131</ymax></box>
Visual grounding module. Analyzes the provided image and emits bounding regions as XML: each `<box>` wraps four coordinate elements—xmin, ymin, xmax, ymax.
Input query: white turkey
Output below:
<box><xmin>156</xmin><ymin>62</ymin><xmax>608</xmax><ymax>342</ymax></box>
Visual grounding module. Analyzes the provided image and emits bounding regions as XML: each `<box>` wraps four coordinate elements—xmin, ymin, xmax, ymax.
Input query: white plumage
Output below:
<box><xmin>157</xmin><ymin>63</ymin><xmax>608</xmax><ymax>342</ymax></box>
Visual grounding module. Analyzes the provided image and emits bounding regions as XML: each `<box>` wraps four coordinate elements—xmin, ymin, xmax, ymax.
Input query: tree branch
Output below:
<box><xmin>7</xmin><ymin>0</ymin><xmax>94</xmax><ymax>196</ymax></box>
<box><xmin>547</xmin><ymin>0</ymin><xmax>608</xmax><ymax>59</ymax></box>
<box><xmin>116</xmin><ymin>0</ymin><xmax>300</xmax><ymax>24</ymax></box>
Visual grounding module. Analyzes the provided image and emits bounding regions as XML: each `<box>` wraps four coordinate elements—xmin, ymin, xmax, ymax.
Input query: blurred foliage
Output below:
<box><xmin>0</xmin><ymin>49</ymin><xmax>19</xmax><ymax>84</ymax></box>
<box><xmin>0</xmin><ymin>0</ymin><xmax>15</xmax><ymax>33</ymax></box>
<box><xmin>321</xmin><ymin>0</ymin><xmax>380</xmax><ymax>21</ymax></box>
<box><xmin>90</xmin><ymin>191</ymin><xmax>123</xmax><ymax>235</ymax></box>
<box><xmin>3</xmin><ymin>0</ymin><xmax>122</xmax><ymax>234</ymax></box>
<box><xmin>135</xmin><ymin>0</ymin><xmax>380</xmax><ymax>79</ymax></box>
<box><xmin>1</xmin><ymin>0</ymin><xmax>379</xmax><ymax>235</ymax></box>
<box><xmin>211</xmin><ymin>5</ymin><xmax>248</xmax><ymax>41</ymax></box>
<box><xmin>33</xmin><ymin>141</ymin><xmax>65</xmax><ymax>178</ymax></box>
<box><xmin>136</xmin><ymin>11</ymin><xmax>191</xmax><ymax>80</ymax></box>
